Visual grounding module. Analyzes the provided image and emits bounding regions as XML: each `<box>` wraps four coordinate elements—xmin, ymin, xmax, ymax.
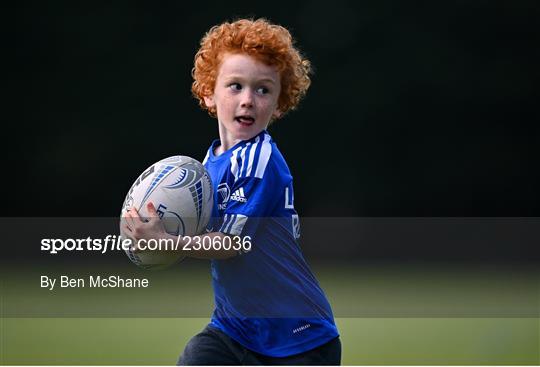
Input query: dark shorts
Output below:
<box><xmin>178</xmin><ymin>324</ymin><xmax>341</xmax><ymax>365</ymax></box>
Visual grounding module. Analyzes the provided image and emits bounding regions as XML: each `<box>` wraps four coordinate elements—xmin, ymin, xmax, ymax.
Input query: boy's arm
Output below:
<box><xmin>122</xmin><ymin>202</ymin><xmax>238</xmax><ymax>260</ymax></box>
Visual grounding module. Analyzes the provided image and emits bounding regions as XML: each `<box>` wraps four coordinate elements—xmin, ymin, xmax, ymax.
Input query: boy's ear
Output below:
<box><xmin>272</xmin><ymin>109</ymin><xmax>282</xmax><ymax>119</ymax></box>
<box><xmin>204</xmin><ymin>95</ymin><xmax>215</xmax><ymax>108</ymax></box>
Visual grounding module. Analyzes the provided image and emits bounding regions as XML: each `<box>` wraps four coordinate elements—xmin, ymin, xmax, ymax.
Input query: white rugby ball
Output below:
<box><xmin>120</xmin><ymin>155</ymin><xmax>213</xmax><ymax>270</ymax></box>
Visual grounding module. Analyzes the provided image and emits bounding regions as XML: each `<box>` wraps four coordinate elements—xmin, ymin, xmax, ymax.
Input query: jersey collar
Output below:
<box><xmin>208</xmin><ymin>130</ymin><xmax>269</xmax><ymax>162</ymax></box>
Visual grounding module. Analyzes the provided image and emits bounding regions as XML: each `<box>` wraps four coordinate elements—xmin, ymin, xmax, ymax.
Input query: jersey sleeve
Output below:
<box><xmin>219</xmin><ymin>163</ymin><xmax>281</xmax><ymax>238</ymax></box>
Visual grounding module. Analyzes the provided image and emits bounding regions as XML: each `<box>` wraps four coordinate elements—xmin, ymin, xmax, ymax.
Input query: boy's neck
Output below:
<box><xmin>215</xmin><ymin>124</ymin><xmax>265</xmax><ymax>156</ymax></box>
<box><xmin>214</xmin><ymin>135</ymin><xmax>241</xmax><ymax>156</ymax></box>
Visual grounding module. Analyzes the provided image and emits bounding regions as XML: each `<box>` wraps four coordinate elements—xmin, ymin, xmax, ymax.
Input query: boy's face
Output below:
<box><xmin>204</xmin><ymin>53</ymin><xmax>281</xmax><ymax>143</ymax></box>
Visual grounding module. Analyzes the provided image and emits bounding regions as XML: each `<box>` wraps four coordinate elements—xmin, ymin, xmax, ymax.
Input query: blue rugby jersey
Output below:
<box><xmin>202</xmin><ymin>130</ymin><xmax>339</xmax><ymax>357</ymax></box>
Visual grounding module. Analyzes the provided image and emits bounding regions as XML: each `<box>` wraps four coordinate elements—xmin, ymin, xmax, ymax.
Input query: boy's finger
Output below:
<box><xmin>124</xmin><ymin>211</ymin><xmax>136</xmax><ymax>228</ymax></box>
<box><xmin>129</xmin><ymin>206</ymin><xmax>149</xmax><ymax>224</ymax></box>
<box><xmin>121</xmin><ymin>221</ymin><xmax>132</xmax><ymax>233</ymax></box>
<box><xmin>147</xmin><ymin>202</ymin><xmax>158</xmax><ymax>217</ymax></box>
<box><xmin>129</xmin><ymin>207</ymin><xmax>140</xmax><ymax>218</ymax></box>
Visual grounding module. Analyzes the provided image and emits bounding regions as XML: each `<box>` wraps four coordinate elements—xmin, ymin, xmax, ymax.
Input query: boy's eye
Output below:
<box><xmin>256</xmin><ymin>87</ymin><xmax>269</xmax><ymax>94</ymax></box>
<box><xmin>229</xmin><ymin>83</ymin><xmax>242</xmax><ymax>91</ymax></box>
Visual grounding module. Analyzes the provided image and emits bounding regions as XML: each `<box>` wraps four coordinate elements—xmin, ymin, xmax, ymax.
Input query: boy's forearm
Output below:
<box><xmin>165</xmin><ymin>232</ymin><xmax>238</xmax><ymax>260</ymax></box>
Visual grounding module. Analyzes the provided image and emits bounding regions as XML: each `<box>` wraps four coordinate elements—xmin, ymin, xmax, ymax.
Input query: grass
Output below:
<box><xmin>1</xmin><ymin>318</ymin><xmax>538</xmax><ymax>365</ymax></box>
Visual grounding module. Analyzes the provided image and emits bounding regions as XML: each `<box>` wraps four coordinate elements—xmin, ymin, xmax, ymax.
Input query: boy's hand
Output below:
<box><xmin>122</xmin><ymin>202</ymin><xmax>168</xmax><ymax>253</ymax></box>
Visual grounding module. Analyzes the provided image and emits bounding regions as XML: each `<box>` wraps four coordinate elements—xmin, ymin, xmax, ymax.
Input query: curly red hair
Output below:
<box><xmin>192</xmin><ymin>18</ymin><xmax>312</xmax><ymax>119</ymax></box>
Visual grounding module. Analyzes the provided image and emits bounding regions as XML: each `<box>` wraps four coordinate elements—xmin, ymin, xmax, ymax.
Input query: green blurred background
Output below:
<box><xmin>2</xmin><ymin>317</ymin><xmax>538</xmax><ymax>365</ymax></box>
<box><xmin>1</xmin><ymin>262</ymin><xmax>538</xmax><ymax>364</ymax></box>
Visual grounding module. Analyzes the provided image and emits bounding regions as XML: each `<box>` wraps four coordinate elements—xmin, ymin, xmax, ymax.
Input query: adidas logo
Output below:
<box><xmin>230</xmin><ymin>187</ymin><xmax>247</xmax><ymax>203</ymax></box>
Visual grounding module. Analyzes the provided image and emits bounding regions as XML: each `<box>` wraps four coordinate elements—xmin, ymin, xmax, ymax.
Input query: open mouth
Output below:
<box><xmin>235</xmin><ymin>116</ymin><xmax>255</xmax><ymax>126</ymax></box>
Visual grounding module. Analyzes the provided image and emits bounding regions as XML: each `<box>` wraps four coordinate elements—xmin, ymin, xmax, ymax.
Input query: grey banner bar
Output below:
<box><xmin>1</xmin><ymin>217</ymin><xmax>538</xmax><ymax>317</ymax></box>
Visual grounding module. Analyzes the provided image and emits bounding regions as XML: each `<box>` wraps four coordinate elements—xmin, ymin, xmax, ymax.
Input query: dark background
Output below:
<box><xmin>6</xmin><ymin>1</ymin><xmax>539</xmax><ymax>219</ymax></box>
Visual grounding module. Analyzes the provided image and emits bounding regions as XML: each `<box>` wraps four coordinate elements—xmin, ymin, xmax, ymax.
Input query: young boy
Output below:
<box><xmin>123</xmin><ymin>18</ymin><xmax>340</xmax><ymax>365</ymax></box>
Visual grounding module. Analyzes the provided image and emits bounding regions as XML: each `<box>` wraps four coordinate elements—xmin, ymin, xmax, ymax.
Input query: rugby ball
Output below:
<box><xmin>120</xmin><ymin>156</ymin><xmax>213</xmax><ymax>270</ymax></box>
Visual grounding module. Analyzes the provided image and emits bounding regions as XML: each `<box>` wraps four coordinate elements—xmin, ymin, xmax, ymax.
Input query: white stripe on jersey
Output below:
<box><xmin>229</xmin><ymin>133</ymin><xmax>272</xmax><ymax>182</ymax></box>
<box><xmin>254</xmin><ymin>134</ymin><xmax>272</xmax><ymax>179</ymax></box>
<box><xmin>239</xmin><ymin>143</ymin><xmax>250</xmax><ymax>178</ymax></box>
<box><xmin>202</xmin><ymin>150</ymin><xmax>210</xmax><ymax>165</ymax></box>
<box><xmin>220</xmin><ymin>214</ymin><xmax>233</xmax><ymax>233</ymax></box>
<box><xmin>229</xmin><ymin>146</ymin><xmax>243</xmax><ymax>180</ymax></box>
<box><xmin>226</xmin><ymin>214</ymin><xmax>248</xmax><ymax>235</ymax></box>
<box><xmin>245</xmin><ymin>136</ymin><xmax>260</xmax><ymax>177</ymax></box>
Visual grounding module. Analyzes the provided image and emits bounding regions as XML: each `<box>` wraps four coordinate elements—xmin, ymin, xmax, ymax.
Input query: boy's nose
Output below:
<box><xmin>240</xmin><ymin>90</ymin><xmax>254</xmax><ymax>108</ymax></box>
